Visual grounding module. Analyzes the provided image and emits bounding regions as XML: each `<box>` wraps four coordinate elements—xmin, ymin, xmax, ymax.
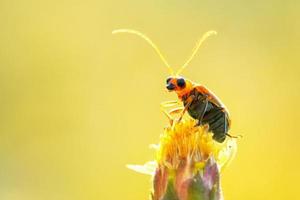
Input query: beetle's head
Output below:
<box><xmin>166</xmin><ymin>76</ymin><xmax>193</xmax><ymax>98</ymax></box>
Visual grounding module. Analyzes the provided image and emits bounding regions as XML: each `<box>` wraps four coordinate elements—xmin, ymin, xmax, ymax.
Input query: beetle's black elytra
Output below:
<box><xmin>182</xmin><ymin>89</ymin><xmax>229</xmax><ymax>143</ymax></box>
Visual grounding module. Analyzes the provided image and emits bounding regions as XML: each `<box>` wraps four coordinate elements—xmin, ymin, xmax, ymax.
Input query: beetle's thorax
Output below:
<box><xmin>175</xmin><ymin>80</ymin><xmax>195</xmax><ymax>100</ymax></box>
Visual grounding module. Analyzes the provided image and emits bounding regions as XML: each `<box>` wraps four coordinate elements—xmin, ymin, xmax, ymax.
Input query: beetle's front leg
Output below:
<box><xmin>160</xmin><ymin>100</ymin><xmax>180</xmax><ymax>108</ymax></box>
<box><xmin>160</xmin><ymin>100</ymin><xmax>182</xmax><ymax>125</ymax></box>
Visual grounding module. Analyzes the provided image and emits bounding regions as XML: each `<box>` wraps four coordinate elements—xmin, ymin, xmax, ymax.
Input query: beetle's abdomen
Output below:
<box><xmin>202</xmin><ymin>107</ymin><xmax>229</xmax><ymax>143</ymax></box>
<box><xmin>183</xmin><ymin>90</ymin><xmax>229</xmax><ymax>143</ymax></box>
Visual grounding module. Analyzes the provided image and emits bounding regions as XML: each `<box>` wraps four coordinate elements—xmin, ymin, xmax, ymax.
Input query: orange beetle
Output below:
<box><xmin>113</xmin><ymin>29</ymin><xmax>237</xmax><ymax>143</ymax></box>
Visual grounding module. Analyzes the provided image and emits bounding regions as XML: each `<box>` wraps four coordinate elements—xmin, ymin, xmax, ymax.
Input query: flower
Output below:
<box><xmin>127</xmin><ymin>118</ymin><xmax>237</xmax><ymax>200</ymax></box>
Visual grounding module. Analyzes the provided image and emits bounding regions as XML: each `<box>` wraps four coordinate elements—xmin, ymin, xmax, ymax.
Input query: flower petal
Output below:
<box><xmin>217</xmin><ymin>138</ymin><xmax>237</xmax><ymax>171</ymax></box>
<box><xmin>126</xmin><ymin>161</ymin><xmax>157</xmax><ymax>175</ymax></box>
<box><xmin>149</xmin><ymin>144</ymin><xmax>160</xmax><ymax>150</ymax></box>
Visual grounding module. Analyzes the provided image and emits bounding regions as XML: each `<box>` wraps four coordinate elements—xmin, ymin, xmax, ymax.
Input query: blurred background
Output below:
<box><xmin>0</xmin><ymin>0</ymin><xmax>299</xmax><ymax>199</ymax></box>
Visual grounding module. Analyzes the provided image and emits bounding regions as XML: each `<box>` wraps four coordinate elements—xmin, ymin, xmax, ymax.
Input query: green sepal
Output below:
<box><xmin>161</xmin><ymin>179</ymin><xmax>179</xmax><ymax>200</ymax></box>
<box><xmin>187</xmin><ymin>158</ymin><xmax>222</xmax><ymax>200</ymax></box>
<box><xmin>187</xmin><ymin>174</ymin><xmax>206</xmax><ymax>200</ymax></box>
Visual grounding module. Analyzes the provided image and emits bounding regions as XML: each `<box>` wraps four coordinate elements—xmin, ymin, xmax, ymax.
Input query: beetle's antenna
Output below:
<box><xmin>112</xmin><ymin>29</ymin><xmax>174</xmax><ymax>75</ymax></box>
<box><xmin>176</xmin><ymin>30</ymin><xmax>217</xmax><ymax>76</ymax></box>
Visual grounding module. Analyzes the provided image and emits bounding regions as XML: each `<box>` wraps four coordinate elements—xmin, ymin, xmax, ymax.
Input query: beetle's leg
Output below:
<box><xmin>162</xmin><ymin>107</ymin><xmax>184</xmax><ymax>126</ymax></box>
<box><xmin>161</xmin><ymin>108</ymin><xmax>173</xmax><ymax>125</ymax></box>
<box><xmin>226</xmin><ymin>133</ymin><xmax>243</xmax><ymax>139</ymax></box>
<box><xmin>196</xmin><ymin>96</ymin><xmax>209</xmax><ymax>126</ymax></box>
<box><xmin>178</xmin><ymin>95</ymin><xmax>195</xmax><ymax>122</ymax></box>
<box><xmin>160</xmin><ymin>100</ymin><xmax>180</xmax><ymax>107</ymax></box>
<box><xmin>160</xmin><ymin>100</ymin><xmax>181</xmax><ymax>125</ymax></box>
<box><xmin>169</xmin><ymin>107</ymin><xmax>184</xmax><ymax>115</ymax></box>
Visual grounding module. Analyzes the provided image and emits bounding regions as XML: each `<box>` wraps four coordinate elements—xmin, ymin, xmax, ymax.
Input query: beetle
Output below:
<box><xmin>113</xmin><ymin>29</ymin><xmax>238</xmax><ymax>143</ymax></box>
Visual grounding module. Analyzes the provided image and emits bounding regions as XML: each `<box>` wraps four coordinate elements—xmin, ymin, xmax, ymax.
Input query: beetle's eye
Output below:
<box><xmin>177</xmin><ymin>78</ymin><xmax>186</xmax><ymax>88</ymax></box>
<box><xmin>166</xmin><ymin>77</ymin><xmax>172</xmax><ymax>84</ymax></box>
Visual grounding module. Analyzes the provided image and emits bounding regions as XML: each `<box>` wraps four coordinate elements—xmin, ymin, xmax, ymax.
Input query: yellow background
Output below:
<box><xmin>0</xmin><ymin>0</ymin><xmax>299</xmax><ymax>199</ymax></box>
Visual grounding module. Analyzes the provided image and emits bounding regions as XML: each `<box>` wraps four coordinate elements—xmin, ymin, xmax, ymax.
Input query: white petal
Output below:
<box><xmin>218</xmin><ymin>138</ymin><xmax>237</xmax><ymax>171</ymax></box>
<box><xmin>126</xmin><ymin>161</ymin><xmax>157</xmax><ymax>176</ymax></box>
<box><xmin>149</xmin><ymin>144</ymin><xmax>159</xmax><ymax>150</ymax></box>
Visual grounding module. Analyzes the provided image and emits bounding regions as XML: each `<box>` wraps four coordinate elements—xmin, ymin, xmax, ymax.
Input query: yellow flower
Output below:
<box><xmin>128</xmin><ymin>118</ymin><xmax>236</xmax><ymax>174</ymax></box>
<box><xmin>157</xmin><ymin>118</ymin><xmax>236</xmax><ymax>172</ymax></box>
<box><xmin>127</xmin><ymin>116</ymin><xmax>237</xmax><ymax>200</ymax></box>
